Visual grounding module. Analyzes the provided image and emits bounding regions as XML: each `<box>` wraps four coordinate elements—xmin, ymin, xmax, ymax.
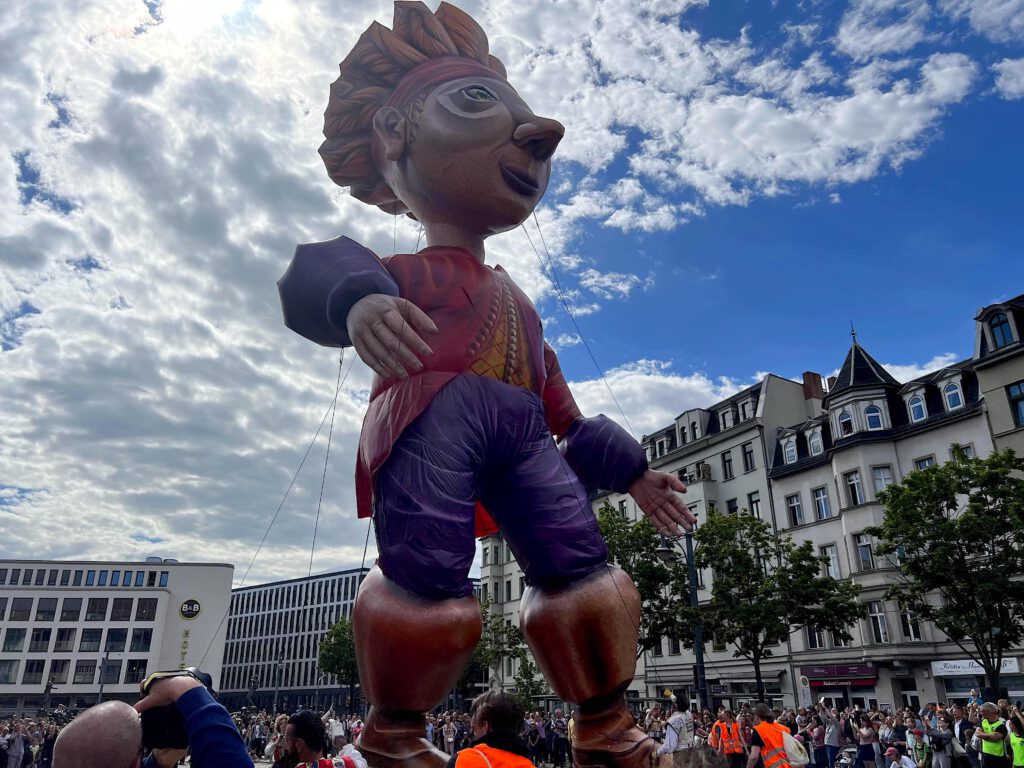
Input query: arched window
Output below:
<box><xmin>809</xmin><ymin>431</ymin><xmax>823</xmax><ymax>456</ymax></box>
<box><xmin>784</xmin><ymin>440</ymin><xmax>797</xmax><ymax>464</ymax></box>
<box><xmin>839</xmin><ymin>411</ymin><xmax>854</xmax><ymax>436</ymax></box>
<box><xmin>865</xmin><ymin>406</ymin><xmax>883</xmax><ymax>430</ymax></box>
<box><xmin>909</xmin><ymin>395</ymin><xmax>926</xmax><ymax>422</ymax></box>
<box><xmin>680</xmin><ymin>427</ymin><xmax>688</xmax><ymax>444</ymax></box>
<box><xmin>691</xmin><ymin>421</ymin><xmax>699</xmax><ymax>439</ymax></box>
<box><xmin>944</xmin><ymin>383</ymin><xmax>963</xmax><ymax>410</ymax></box>
<box><xmin>990</xmin><ymin>313</ymin><xmax>1014</xmax><ymax>349</ymax></box>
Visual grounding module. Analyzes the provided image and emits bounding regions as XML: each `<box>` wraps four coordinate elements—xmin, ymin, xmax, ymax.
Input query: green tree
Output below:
<box><xmin>598</xmin><ymin>504</ymin><xmax>695</xmax><ymax>659</ymax></box>
<box><xmin>694</xmin><ymin>510</ymin><xmax>862</xmax><ymax>702</ymax></box>
<box><xmin>868</xmin><ymin>448</ymin><xmax>1024</xmax><ymax>697</ymax></box>
<box><xmin>319</xmin><ymin>617</ymin><xmax>360</xmax><ymax>713</ymax></box>
<box><xmin>511</xmin><ymin>649</ymin><xmax>548</xmax><ymax>712</ymax></box>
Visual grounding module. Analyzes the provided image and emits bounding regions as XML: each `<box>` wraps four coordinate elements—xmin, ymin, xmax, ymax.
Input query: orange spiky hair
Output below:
<box><xmin>319</xmin><ymin>1</ymin><xmax>508</xmax><ymax>213</ymax></box>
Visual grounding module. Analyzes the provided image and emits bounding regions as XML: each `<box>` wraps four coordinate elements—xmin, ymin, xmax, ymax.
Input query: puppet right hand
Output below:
<box><xmin>347</xmin><ymin>293</ymin><xmax>437</xmax><ymax>379</ymax></box>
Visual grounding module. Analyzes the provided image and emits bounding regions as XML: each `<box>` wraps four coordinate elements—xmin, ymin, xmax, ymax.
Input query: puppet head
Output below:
<box><xmin>320</xmin><ymin>1</ymin><xmax>563</xmax><ymax>237</ymax></box>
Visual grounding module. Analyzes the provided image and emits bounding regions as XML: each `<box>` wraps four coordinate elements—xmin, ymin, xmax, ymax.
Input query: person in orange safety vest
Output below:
<box><xmin>713</xmin><ymin>710</ymin><xmax>748</xmax><ymax>768</ymax></box>
<box><xmin>451</xmin><ymin>691</ymin><xmax>533</xmax><ymax>768</ymax></box>
<box><xmin>747</xmin><ymin>704</ymin><xmax>792</xmax><ymax>768</ymax></box>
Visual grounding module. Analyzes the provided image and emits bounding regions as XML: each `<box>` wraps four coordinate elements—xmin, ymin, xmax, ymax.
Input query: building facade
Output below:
<box><xmin>0</xmin><ymin>558</ymin><xmax>233</xmax><ymax>716</ymax></box>
<box><xmin>219</xmin><ymin>567</ymin><xmax>369</xmax><ymax>712</ymax></box>
<box><xmin>973</xmin><ymin>293</ymin><xmax>1024</xmax><ymax>456</ymax></box>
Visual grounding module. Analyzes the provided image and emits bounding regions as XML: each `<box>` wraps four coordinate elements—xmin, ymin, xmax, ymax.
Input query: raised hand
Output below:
<box><xmin>347</xmin><ymin>293</ymin><xmax>438</xmax><ymax>379</ymax></box>
<box><xmin>628</xmin><ymin>469</ymin><xmax>695</xmax><ymax>537</ymax></box>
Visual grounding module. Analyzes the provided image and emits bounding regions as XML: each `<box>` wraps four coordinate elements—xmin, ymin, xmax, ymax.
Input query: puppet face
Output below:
<box><xmin>377</xmin><ymin>76</ymin><xmax>564</xmax><ymax>236</ymax></box>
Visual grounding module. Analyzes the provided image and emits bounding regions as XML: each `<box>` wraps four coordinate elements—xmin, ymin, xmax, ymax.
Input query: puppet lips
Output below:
<box><xmin>500</xmin><ymin>164</ymin><xmax>540</xmax><ymax>196</ymax></box>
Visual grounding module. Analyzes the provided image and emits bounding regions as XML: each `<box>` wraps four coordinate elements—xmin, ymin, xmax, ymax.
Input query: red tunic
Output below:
<box><xmin>355</xmin><ymin>246</ymin><xmax>582</xmax><ymax>537</ymax></box>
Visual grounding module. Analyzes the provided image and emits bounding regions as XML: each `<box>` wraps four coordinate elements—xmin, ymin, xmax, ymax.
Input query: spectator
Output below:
<box><xmin>974</xmin><ymin>704</ymin><xmax>1009</xmax><ymax>768</ymax></box>
<box><xmin>449</xmin><ymin>691</ymin><xmax>532</xmax><ymax>768</ymax></box>
<box><xmin>286</xmin><ymin>710</ymin><xmax>331</xmax><ymax>768</ymax></box>
<box><xmin>886</xmin><ymin>747</ymin><xmax>917</xmax><ymax>768</ymax></box>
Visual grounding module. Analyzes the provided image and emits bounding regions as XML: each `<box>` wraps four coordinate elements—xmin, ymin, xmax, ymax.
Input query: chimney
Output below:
<box><xmin>802</xmin><ymin>371</ymin><xmax>825</xmax><ymax>400</ymax></box>
<box><xmin>827</xmin><ymin>376</ymin><xmax>837</xmax><ymax>391</ymax></box>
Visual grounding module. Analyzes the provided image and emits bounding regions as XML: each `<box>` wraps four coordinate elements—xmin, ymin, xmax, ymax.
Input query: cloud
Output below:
<box><xmin>938</xmin><ymin>0</ymin><xmax>1024</xmax><ymax>42</ymax></box>
<box><xmin>881</xmin><ymin>352</ymin><xmax>963</xmax><ymax>383</ymax></box>
<box><xmin>836</xmin><ymin>0</ymin><xmax>934</xmax><ymax>60</ymax></box>
<box><xmin>993</xmin><ymin>58</ymin><xmax>1024</xmax><ymax>99</ymax></box>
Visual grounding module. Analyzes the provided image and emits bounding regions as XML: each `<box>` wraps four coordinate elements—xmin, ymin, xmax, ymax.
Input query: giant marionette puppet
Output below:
<box><xmin>278</xmin><ymin>3</ymin><xmax>694</xmax><ymax>766</ymax></box>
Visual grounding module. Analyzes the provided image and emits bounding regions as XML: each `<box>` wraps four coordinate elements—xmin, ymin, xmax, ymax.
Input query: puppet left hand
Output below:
<box><xmin>629</xmin><ymin>469</ymin><xmax>695</xmax><ymax>537</ymax></box>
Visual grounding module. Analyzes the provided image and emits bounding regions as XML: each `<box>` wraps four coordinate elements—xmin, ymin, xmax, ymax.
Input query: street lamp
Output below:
<box><xmin>315</xmin><ymin>673</ymin><xmax>328</xmax><ymax>712</ymax></box>
<box><xmin>96</xmin><ymin>649</ymin><xmax>112</xmax><ymax>704</ymax></box>
<box><xmin>273</xmin><ymin>654</ymin><xmax>286</xmax><ymax>713</ymax></box>
<box><xmin>656</xmin><ymin>531</ymin><xmax>708</xmax><ymax>711</ymax></box>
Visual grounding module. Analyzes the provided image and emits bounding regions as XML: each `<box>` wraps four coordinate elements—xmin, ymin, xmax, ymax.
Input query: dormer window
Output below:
<box><xmin>909</xmin><ymin>395</ymin><xmax>926</xmax><ymax>423</ymax></box>
<box><xmin>721</xmin><ymin>410</ymin><xmax>734</xmax><ymax>430</ymax></box>
<box><xmin>944</xmin><ymin>383</ymin><xmax>963</xmax><ymax>411</ymax></box>
<box><xmin>680</xmin><ymin>426</ymin><xmax>688</xmax><ymax>444</ymax></box>
<box><xmin>784</xmin><ymin>440</ymin><xmax>797</xmax><ymax>464</ymax></box>
<box><xmin>839</xmin><ymin>411</ymin><xmax>854</xmax><ymax>436</ymax></box>
<box><xmin>991</xmin><ymin>313</ymin><xmax>1014</xmax><ymax>349</ymax></box>
<box><xmin>865</xmin><ymin>406</ymin><xmax>883</xmax><ymax>430</ymax></box>
<box><xmin>740</xmin><ymin>400</ymin><xmax>752</xmax><ymax>421</ymax></box>
<box><xmin>691</xmin><ymin>421</ymin><xmax>699</xmax><ymax>439</ymax></box>
<box><xmin>808</xmin><ymin>431</ymin><xmax>823</xmax><ymax>456</ymax></box>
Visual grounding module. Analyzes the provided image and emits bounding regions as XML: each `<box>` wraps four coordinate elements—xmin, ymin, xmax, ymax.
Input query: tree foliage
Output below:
<box><xmin>511</xmin><ymin>650</ymin><xmax>549</xmax><ymax>712</ymax></box>
<box><xmin>694</xmin><ymin>510</ymin><xmax>862</xmax><ymax>701</ymax></box>
<box><xmin>598</xmin><ymin>504</ymin><xmax>695</xmax><ymax>659</ymax></box>
<box><xmin>319</xmin><ymin>617</ymin><xmax>360</xmax><ymax>713</ymax></box>
<box><xmin>867</xmin><ymin>448</ymin><xmax>1024</xmax><ymax>695</ymax></box>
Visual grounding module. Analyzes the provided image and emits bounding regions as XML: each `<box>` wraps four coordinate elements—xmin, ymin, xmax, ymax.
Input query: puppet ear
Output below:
<box><xmin>372</xmin><ymin>105</ymin><xmax>408</xmax><ymax>162</ymax></box>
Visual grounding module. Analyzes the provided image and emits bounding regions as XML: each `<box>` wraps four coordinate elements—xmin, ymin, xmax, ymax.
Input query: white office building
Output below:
<box><xmin>0</xmin><ymin>558</ymin><xmax>233</xmax><ymax>715</ymax></box>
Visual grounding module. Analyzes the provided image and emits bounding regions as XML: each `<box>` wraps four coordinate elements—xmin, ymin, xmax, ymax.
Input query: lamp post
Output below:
<box><xmin>96</xmin><ymin>649</ymin><xmax>111</xmax><ymax>704</ymax></box>
<box><xmin>315</xmin><ymin>673</ymin><xmax>327</xmax><ymax>713</ymax></box>
<box><xmin>272</xmin><ymin>654</ymin><xmax>286</xmax><ymax>713</ymax></box>
<box><xmin>656</xmin><ymin>530</ymin><xmax>708</xmax><ymax>711</ymax></box>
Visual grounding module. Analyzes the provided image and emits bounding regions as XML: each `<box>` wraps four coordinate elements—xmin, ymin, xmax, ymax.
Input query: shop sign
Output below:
<box><xmin>800</xmin><ymin>664</ymin><xmax>877</xmax><ymax>680</ymax></box>
<box><xmin>711</xmin><ymin>684</ymin><xmax>728</xmax><ymax>694</ymax></box>
<box><xmin>931</xmin><ymin>658</ymin><xmax>1019</xmax><ymax>677</ymax></box>
<box><xmin>810</xmin><ymin>678</ymin><xmax>877</xmax><ymax>688</ymax></box>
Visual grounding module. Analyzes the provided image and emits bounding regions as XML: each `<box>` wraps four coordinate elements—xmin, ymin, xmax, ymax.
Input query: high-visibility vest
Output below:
<box><xmin>1009</xmin><ymin>731</ymin><xmax>1024</xmax><ymax>766</ymax></box>
<box><xmin>720</xmin><ymin>721</ymin><xmax>744</xmax><ymax>754</ymax></box>
<box><xmin>456</xmin><ymin>744</ymin><xmax>534</xmax><ymax>768</ymax></box>
<box><xmin>754</xmin><ymin>721</ymin><xmax>792</xmax><ymax>768</ymax></box>
<box><xmin>710</xmin><ymin>720</ymin><xmax>725</xmax><ymax>749</ymax></box>
<box><xmin>982</xmin><ymin>719</ymin><xmax>1007</xmax><ymax>759</ymax></box>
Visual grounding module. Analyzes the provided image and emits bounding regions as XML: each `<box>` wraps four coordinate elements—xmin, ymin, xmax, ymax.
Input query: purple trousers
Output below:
<box><xmin>374</xmin><ymin>374</ymin><xmax>610</xmax><ymax>599</ymax></box>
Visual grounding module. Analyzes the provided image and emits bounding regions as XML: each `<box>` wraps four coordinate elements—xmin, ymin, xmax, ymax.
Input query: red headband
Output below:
<box><xmin>384</xmin><ymin>56</ymin><xmax>505</xmax><ymax>108</ymax></box>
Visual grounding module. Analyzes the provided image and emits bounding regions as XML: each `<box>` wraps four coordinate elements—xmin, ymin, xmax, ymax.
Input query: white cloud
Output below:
<box><xmin>882</xmin><ymin>352</ymin><xmax>962</xmax><ymax>383</ymax></box>
<box><xmin>938</xmin><ymin>0</ymin><xmax>1024</xmax><ymax>42</ymax></box>
<box><xmin>837</xmin><ymin>0</ymin><xmax>934</xmax><ymax>60</ymax></box>
<box><xmin>993</xmin><ymin>57</ymin><xmax>1024</xmax><ymax>98</ymax></box>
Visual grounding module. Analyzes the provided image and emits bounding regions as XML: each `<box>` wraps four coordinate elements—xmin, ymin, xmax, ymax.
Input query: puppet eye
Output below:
<box><xmin>462</xmin><ymin>85</ymin><xmax>497</xmax><ymax>102</ymax></box>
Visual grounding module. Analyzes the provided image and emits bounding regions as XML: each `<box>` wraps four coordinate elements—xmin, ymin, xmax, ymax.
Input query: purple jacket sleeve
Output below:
<box><xmin>560</xmin><ymin>415</ymin><xmax>648</xmax><ymax>494</ymax></box>
<box><xmin>278</xmin><ymin>235</ymin><xmax>399</xmax><ymax>347</ymax></box>
<box><xmin>177</xmin><ymin>686</ymin><xmax>253</xmax><ymax>768</ymax></box>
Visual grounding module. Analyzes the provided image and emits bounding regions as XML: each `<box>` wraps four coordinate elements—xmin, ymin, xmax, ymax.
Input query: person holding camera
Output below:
<box><xmin>928</xmin><ymin>714</ymin><xmax>956</xmax><ymax>768</ymax></box>
<box><xmin>51</xmin><ymin>670</ymin><xmax>252</xmax><ymax>768</ymax></box>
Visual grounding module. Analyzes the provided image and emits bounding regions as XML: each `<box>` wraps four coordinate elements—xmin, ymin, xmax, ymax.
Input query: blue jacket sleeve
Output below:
<box><xmin>177</xmin><ymin>687</ymin><xmax>253</xmax><ymax>768</ymax></box>
<box><xmin>278</xmin><ymin>235</ymin><xmax>399</xmax><ymax>348</ymax></box>
<box><xmin>560</xmin><ymin>415</ymin><xmax>648</xmax><ymax>494</ymax></box>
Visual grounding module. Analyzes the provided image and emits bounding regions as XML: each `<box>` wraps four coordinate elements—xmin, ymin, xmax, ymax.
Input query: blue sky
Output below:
<box><xmin>1</xmin><ymin>0</ymin><xmax>1023</xmax><ymax>584</ymax></box>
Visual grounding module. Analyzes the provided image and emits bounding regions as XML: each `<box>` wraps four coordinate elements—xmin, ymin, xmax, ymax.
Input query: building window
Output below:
<box><xmin>0</xmin><ymin>661</ymin><xmax>18</xmax><ymax>684</ymax></box>
<box><xmin>3</xmin><ymin>628</ymin><xmax>27</xmax><ymax>653</ymax></box>
<box><xmin>21</xmin><ymin>660</ymin><xmax>45</xmax><ymax>686</ymax></box>
<box><xmin>839</xmin><ymin>411</ymin><xmax>853</xmax><ymax>436</ymax></box>
<box><xmin>909</xmin><ymin>395</ymin><xmax>926</xmax><ymax>423</ymax></box>
<box><xmin>784</xmin><ymin>440</ymin><xmax>797</xmax><ymax>464</ymax></box>
<box><xmin>914</xmin><ymin>455</ymin><xmax>936</xmax><ymax>471</ymax></box>
<box><xmin>813</xmin><ymin>487</ymin><xmax>831</xmax><ymax>520</ymax></box>
<box><xmin>29</xmin><ymin>628</ymin><xmax>51</xmax><ymax>653</ymax></box>
<box><xmin>742</xmin><ymin>442</ymin><xmax>755</xmax><ymax>472</ymax></box>
<box><xmin>481</xmin><ymin>583</ymin><xmax>488</xmax><ymax>602</ymax></box>
<box><xmin>726</xmin><ymin>498</ymin><xmax>739</xmax><ymax>514</ymax></box>
<box><xmin>135</xmin><ymin>571</ymin><xmax>145</xmax><ymax>587</ymax></box>
<box><xmin>944</xmin><ymin>383</ymin><xmax>963</xmax><ymax>410</ymax></box>
<box><xmin>832</xmin><ymin>630</ymin><xmax>852</xmax><ymax>648</ymax></box>
<box><xmin>808</xmin><ymin>431</ymin><xmax>823</xmax><ymax>456</ymax></box>
<box><xmin>748</xmin><ymin>491</ymin><xmax>761</xmax><ymax>518</ymax></box>
<box><xmin>60</xmin><ymin>598</ymin><xmax>82</xmax><ymax>622</ymax></box>
<box><xmin>786</xmin><ymin>494</ymin><xmax>804</xmax><ymax>527</ymax></box>
<box><xmin>865</xmin><ymin>406</ymin><xmax>883</xmax><ymax>430</ymax></box>
<box><xmin>21</xmin><ymin>568</ymin><xmax>32</xmax><ymax>585</ymax></box>
<box><xmin>159</xmin><ymin>571</ymin><xmax>169</xmax><ymax>587</ymax></box>
<box><xmin>652</xmin><ymin>638</ymin><xmax>663</xmax><ymax>656</ymax></box>
<box><xmin>47</xmin><ymin>569</ymin><xmax>58</xmax><ymax>586</ymax></box>
<box><xmin>125</xmin><ymin>660</ymin><xmax>148</xmax><ymax>684</ymax></box>
<box><xmin>122</xmin><ymin>570</ymin><xmax>132</xmax><ymax>587</ymax></box>
<box><xmin>680</xmin><ymin>426</ymin><xmax>688</xmax><ymax>444</ymax></box>
<box><xmin>901</xmin><ymin>612</ymin><xmax>923</xmax><ymax>641</ymax></box>
<box><xmin>872</xmin><ymin>466</ymin><xmax>894</xmax><ymax>494</ymax></box>
<box><xmin>806</xmin><ymin>625</ymin><xmax>825</xmax><ymax>650</ymax></box>
<box><xmin>10</xmin><ymin>597</ymin><xmax>32</xmax><ymax>621</ymax></box>
<box><xmin>35</xmin><ymin>597</ymin><xmax>57</xmax><ymax>622</ymax></box>
<box><xmin>950</xmin><ymin>443</ymin><xmax>976</xmax><ymax>459</ymax></box>
<box><xmin>482</xmin><ymin>547</ymin><xmax>488</xmax><ymax>567</ymax></box>
<box><xmin>110</xmin><ymin>598</ymin><xmax>133</xmax><ymax>622</ymax></box>
<box><xmin>110</xmin><ymin>570</ymin><xmax>120</xmax><ymax>587</ymax></box>
<box><xmin>54</xmin><ymin>628</ymin><xmax>76</xmax><ymax>652</ymax></box>
<box><xmin>74</xmin><ymin>661</ymin><xmax>97</xmax><ymax>685</ymax></box>
<box><xmin>35</xmin><ymin>570</ymin><xmax>45</xmax><ymax>585</ymax></box>
<box><xmin>855</xmin><ymin>533</ymin><xmax>875</xmax><ymax>571</ymax></box>
<box><xmin>820</xmin><ymin>545</ymin><xmax>840</xmax><ymax>579</ymax></box>
<box><xmin>618</xmin><ymin>499</ymin><xmax>628</xmax><ymax>518</ymax></box>
<box><xmin>691</xmin><ymin>421</ymin><xmax>699</xmax><ymax>439</ymax></box>
<box><xmin>86</xmin><ymin>598</ymin><xmax>108</xmax><ymax>621</ymax></box>
<box><xmin>991</xmin><ymin>313</ymin><xmax>1014</xmax><ymax>348</ymax></box>
<box><xmin>135</xmin><ymin>598</ymin><xmax>158</xmax><ymax>621</ymax></box>
<box><xmin>101</xmin><ymin>659</ymin><xmax>123</xmax><ymax>685</ymax></box>
<box><xmin>844</xmin><ymin>470</ymin><xmax>865</xmax><ymax>506</ymax></box>
<box><xmin>72</xmin><ymin>570</ymin><xmax>83</xmax><ymax>586</ymax></box>
<box><xmin>0</xmin><ymin>568</ymin><xmax>6</xmax><ymax>586</ymax></box>
<box><xmin>721</xmin><ymin>451</ymin><xmax>734</xmax><ymax>480</ymax></box>
<box><xmin>79</xmin><ymin>629</ymin><xmax>102</xmax><ymax>652</ymax></box>
<box><xmin>668</xmin><ymin>637</ymin><xmax>681</xmax><ymax>655</ymax></box>
<box><xmin>868</xmin><ymin>601</ymin><xmax>889</xmax><ymax>643</ymax></box>
<box><xmin>105</xmin><ymin>628</ymin><xmax>128</xmax><ymax>652</ymax></box>
<box><xmin>1009</xmin><ymin>381</ymin><xmax>1024</xmax><ymax>428</ymax></box>
<box><xmin>49</xmin><ymin>659</ymin><xmax>70</xmax><ymax>684</ymax></box>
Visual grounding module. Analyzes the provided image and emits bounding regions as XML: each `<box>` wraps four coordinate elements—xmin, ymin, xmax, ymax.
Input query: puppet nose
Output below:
<box><xmin>513</xmin><ymin>116</ymin><xmax>565</xmax><ymax>161</ymax></box>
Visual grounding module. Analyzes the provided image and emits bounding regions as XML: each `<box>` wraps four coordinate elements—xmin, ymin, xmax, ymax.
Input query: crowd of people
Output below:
<box><xmin>0</xmin><ymin>716</ymin><xmax>61</xmax><ymax>768</ymax></box>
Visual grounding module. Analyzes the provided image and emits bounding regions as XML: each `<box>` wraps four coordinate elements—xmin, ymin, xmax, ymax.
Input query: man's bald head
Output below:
<box><xmin>53</xmin><ymin>701</ymin><xmax>142</xmax><ymax>768</ymax></box>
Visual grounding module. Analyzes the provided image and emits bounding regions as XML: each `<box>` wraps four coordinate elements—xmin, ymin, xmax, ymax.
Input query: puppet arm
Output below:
<box><xmin>278</xmin><ymin>237</ymin><xmax>435</xmax><ymax>378</ymax></box>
